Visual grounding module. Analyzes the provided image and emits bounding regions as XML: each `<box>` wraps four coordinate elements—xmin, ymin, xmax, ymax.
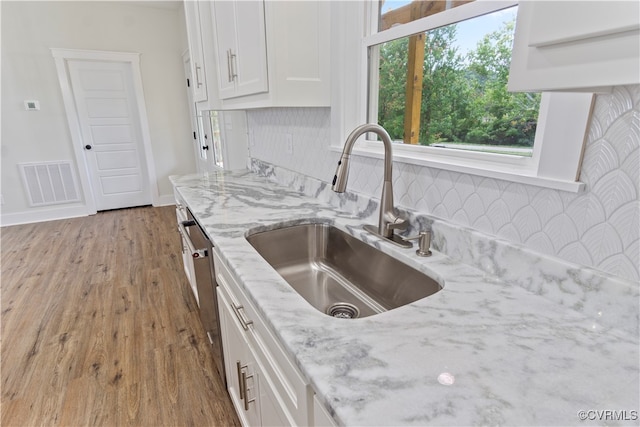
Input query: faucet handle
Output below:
<box><xmin>386</xmin><ymin>216</ymin><xmax>408</xmax><ymax>231</ymax></box>
<box><xmin>402</xmin><ymin>231</ymin><xmax>432</xmax><ymax>257</ymax></box>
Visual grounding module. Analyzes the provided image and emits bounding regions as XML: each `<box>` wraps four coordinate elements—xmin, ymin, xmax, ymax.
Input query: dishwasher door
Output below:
<box><xmin>177</xmin><ymin>209</ymin><xmax>225</xmax><ymax>382</ymax></box>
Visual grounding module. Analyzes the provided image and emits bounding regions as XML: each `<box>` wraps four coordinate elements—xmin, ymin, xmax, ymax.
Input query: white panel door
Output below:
<box><xmin>67</xmin><ymin>60</ymin><xmax>152</xmax><ymax>211</ymax></box>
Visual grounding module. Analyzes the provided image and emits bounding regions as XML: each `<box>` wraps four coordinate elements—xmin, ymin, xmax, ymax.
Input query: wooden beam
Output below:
<box><xmin>381</xmin><ymin>1</ymin><xmax>446</xmax><ymax>31</ymax></box>
<box><xmin>403</xmin><ymin>32</ymin><xmax>425</xmax><ymax>144</ymax></box>
<box><xmin>403</xmin><ymin>3</ymin><xmax>427</xmax><ymax>144</ymax></box>
<box><xmin>380</xmin><ymin>1</ymin><xmax>475</xmax><ymax>31</ymax></box>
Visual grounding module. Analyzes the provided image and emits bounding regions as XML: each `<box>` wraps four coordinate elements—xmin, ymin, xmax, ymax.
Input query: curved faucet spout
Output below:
<box><xmin>331</xmin><ymin>124</ymin><xmax>408</xmax><ymax>242</ymax></box>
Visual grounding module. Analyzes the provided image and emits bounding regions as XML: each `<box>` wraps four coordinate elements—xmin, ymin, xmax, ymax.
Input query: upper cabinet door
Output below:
<box><xmin>183</xmin><ymin>1</ymin><xmax>208</xmax><ymax>102</ymax></box>
<box><xmin>212</xmin><ymin>0</ymin><xmax>269</xmax><ymax>100</ymax></box>
<box><xmin>508</xmin><ymin>1</ymin><xmax>640</xmax><ymax>92</ymax></box>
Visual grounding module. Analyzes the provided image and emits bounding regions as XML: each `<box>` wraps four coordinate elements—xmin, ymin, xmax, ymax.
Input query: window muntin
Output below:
<box><xmin>378</xmin><ymin>0</ymin><xmax>473</xmax><ymax>32</ymax></box>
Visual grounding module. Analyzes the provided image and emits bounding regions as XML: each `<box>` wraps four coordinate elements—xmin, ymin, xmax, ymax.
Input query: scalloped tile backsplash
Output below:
<box><xmin>247</xmin><ymin>85</ymin><xmax>639</xmax><ymax>282</ymax></box>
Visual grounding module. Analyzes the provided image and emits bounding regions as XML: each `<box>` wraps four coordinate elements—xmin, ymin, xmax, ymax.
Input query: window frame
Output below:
<box><xmin>329</xmin><ymin>0</ymin><xmax>594</xmax><ymax>193</ymax></box>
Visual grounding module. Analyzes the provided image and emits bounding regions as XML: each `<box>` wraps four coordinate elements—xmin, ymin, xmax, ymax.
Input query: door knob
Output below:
<box><xmin>85</xmin><ymin>145</ymin><xmax>92</xmax><ymax>150</ymax></box>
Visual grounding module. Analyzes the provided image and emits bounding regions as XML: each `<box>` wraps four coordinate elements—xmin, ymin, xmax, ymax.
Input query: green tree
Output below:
<box><xmin>376</xmin><ymin>14</ymin><xmax>540</xmax><ymax>148</ymax></box>
<box><xmin>377</xmin><ymin>37</ymin><xmax>408</xmax><ymax>139</ymax></box>
<box><xmin>420</xmin><ymin>26</ymin><xmax>471</xmax><ymax>145</ymax></box>
<box><xmin>465</xmin><ymin>20</ymin><xmax>540</xmax><ymax>146</ymax></box>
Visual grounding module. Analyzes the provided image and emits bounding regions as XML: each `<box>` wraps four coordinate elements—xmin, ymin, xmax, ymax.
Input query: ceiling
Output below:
<box><xmin>125</xmin><ymin>1</ymin><xmax>182</xmax><ymax>10</ymax></box>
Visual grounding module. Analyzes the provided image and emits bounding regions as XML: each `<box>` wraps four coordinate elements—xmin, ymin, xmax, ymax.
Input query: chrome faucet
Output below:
<box><xmin>332</xmin><ymin>123</ymin><xmax>411</xmax><ymax>248</ymax></box>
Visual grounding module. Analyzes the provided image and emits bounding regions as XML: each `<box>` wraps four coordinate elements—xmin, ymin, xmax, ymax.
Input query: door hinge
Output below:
<box><xmin>193</xmin><ymin>131</ymin><xmax>197</xmax><ymax>140</ymax></box>
<box><xmin>186</xmin><ymin>78</ymin><xmax>190</xmax><ymax>88</ymax></box>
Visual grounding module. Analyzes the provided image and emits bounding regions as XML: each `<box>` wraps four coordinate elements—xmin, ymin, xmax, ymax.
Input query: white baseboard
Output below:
<box><xmin>1</xmin><ymin>205</ymin><xmax>90</xmax><ymax>227</ymax></box>
<box><xmin>1</xmin><ymin>197</ymin><xmax>177</xmax><ymax>227</ymax></box>
<box><xmin>156</xmin><ymin>194</ymin><xmax>176</xmax><ymax>207</ymax></box>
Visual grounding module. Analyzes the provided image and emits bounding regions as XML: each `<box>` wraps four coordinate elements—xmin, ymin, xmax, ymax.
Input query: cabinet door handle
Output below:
<box><xmin>231</xmin><ymin>303</ymin><xmax>253</xmax><ymax>331</ymax></box>
<box><xmin>177</xmin><ymin>220</ymin><xmax>207</xmax><ymax>258</ymax></box>
<box><xmin>230</xmin><ymin>50</ymin><xmax>238</xmax><ymax>81</ymax></box>
<box><xmin>236</xmin><ymin>361</ymin><xmax>246</xmax><ymax>400</ymax></box>
<box><xmin>195</xmin><ymin>64</ymin><xmax>203</xmax><ymax>88</ymax></box>
<box><xmin>227</xmin><ymin>49</ymin><xmax>237</xmax><ymax>82</ymax></box>
<box><xmin>226</xmin><ymin>49</ymin><xmax>233</xmax><ymax>83</ymax></box>
<box><xmin>241</xmin><ymin>371</ymin><xmax>255</xmax><ymax>411</ymax></box>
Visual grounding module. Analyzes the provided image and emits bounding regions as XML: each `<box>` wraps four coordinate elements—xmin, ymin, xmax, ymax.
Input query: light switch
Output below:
<box><xmin>24</xmin><ymin>100</ymin><xmax>40</xmax><ymax>111</ymax></box>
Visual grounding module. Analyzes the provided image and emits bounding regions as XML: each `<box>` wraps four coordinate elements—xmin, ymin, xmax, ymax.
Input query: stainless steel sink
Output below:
<box><xmin>246</xmin><ymin>223</ymin><xmax>442</xmax><ymax>318</ymax></box>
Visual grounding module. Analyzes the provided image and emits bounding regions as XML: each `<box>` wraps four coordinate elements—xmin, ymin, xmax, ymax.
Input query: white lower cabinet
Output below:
<box><xmin>313</xmin><ymin>395</ymin><xmax>337</xmax><ymax>427</ymax></box>
<box><xmin>214</xmin><ymin>249</ymin><xmax>315</xmax><ymax>426</ymax></box>
<box><xmin>218</xmin><ymin>287</ymin><xmax>290</xmax><ymax>426</ymax></box>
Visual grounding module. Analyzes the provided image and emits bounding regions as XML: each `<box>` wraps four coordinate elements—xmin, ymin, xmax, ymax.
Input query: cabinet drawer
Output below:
<box><xmin>214</xmin><ymin>250</ymin><xmax>312</xmax><ymax>426</ymax></box>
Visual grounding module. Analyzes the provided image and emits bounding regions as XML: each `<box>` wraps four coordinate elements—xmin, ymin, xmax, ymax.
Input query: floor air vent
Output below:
<box><xmin>19</xmin><ymin>161</ymin><xmax>81</xmax><ymax>206</ymax></box>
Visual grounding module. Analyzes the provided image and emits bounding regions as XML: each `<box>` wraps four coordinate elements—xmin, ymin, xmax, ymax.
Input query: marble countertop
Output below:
<box><xmin>171</xmin><ymin>170</ymin><xmax>639</xmax><ymax>426</ymax></box>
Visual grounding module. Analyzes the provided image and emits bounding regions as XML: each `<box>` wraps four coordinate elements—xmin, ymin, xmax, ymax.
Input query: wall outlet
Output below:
<box><xmin>285</xmin><ymin>134</ymin><xmax>293</xmax><ymax>155</ymax></box>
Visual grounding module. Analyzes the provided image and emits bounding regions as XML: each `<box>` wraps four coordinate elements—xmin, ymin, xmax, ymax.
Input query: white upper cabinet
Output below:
<box><xmin>183</xmin><ymin>0</ymin><xmax>330</xmax><ymax>109</ymax></box>
<box><xmin>211</xmin><ymin>1</ymin><xmax>269</xmax><ymax>100</ymax></box>
<box><xmin>183</xmin><ymin>1</ymin><xmax>224</xmax><ymax>109</ymax></box>
<box><xmin>209</xmin><ymin>0</ymin><xmax>330</xmax><ymax>109</ymax></box>
<box><xmin>183</xmin><ymin>1</ymin><xmax>208</xmax><ymax>102</ymax></box>
<box><xmin>508</xmin><ymin>1</ymin><xmax>640</xmax><ymax>92</ymax></box>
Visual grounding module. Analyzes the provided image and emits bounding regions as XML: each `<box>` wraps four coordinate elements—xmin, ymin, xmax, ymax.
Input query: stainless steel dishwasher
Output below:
<box><xmin>177</xmin><ymin>208</ymin><xmax>225</xmax><ymax>383</ymax></box>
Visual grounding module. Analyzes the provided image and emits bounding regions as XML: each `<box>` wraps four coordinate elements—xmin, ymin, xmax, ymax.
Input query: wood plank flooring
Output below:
<box><xmin>1</xmin><ymin>206</ymin><xmax>241</xmax><ymax>426</ymax></box>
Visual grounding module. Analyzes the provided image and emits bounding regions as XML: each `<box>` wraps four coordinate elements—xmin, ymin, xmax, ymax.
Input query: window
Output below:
<box><xmin>331</xmin><ymin>0</ymin><xmax>594</xmax><ymax>192</ymax></box>
<box><xmin>374</xmin><ymin>5</ymin><xmax>542</xmax><ymax>157</ymax></box>
<box><xmin>198</xmin><ymin>110</ymin><xmax>225</xmax><ymax>169</ymax></box>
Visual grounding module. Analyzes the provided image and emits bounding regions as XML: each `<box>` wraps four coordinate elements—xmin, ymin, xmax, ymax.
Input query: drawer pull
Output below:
<box><xmin>241</xmin><ymin>370</ymin><xmax>255</xmax><ymax>411</ymax></box>
<box><xmin>236</xmin><ymin>361</ymin><xmax>246</xmax><ymax>400</ymax></box>
<box><xmin>231</xmin><ymin>303</ymin><xmax>253</xmax><ymax>331</ymax></box>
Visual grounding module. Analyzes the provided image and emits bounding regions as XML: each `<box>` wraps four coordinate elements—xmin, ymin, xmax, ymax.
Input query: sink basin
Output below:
<box><xmin>246</xmin><ymin>223</ymin><xmax>442</xmax><ymax>318</ymax></box>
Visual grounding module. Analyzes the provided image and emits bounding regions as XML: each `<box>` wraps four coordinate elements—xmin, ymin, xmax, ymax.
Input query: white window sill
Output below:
<box><xmin>329</xmin><ymin>143</ymin><xmax>586</xmax><ymax>193</ymax></box>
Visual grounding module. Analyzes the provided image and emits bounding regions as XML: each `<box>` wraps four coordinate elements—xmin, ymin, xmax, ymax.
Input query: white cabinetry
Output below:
<box><xmin>184</xmin><ymin>0</ymin><xmax>330</xmax><ymax>109</ymax></box>
<box><xmin>313</xmin><ymin>395</ymin><xmax>338</xmax><ymax>427</ymax></box>
<box><xmin>209</xmin><ymin>0</ymin><xmax>330</xmax><ymax>109</ymax></box>
<box><xmin>211</xmin><ymin>1</ymin><xmax>269</xmax><ymax>100</ymax></box>
<box><xmin>218</xmin><ymin>287</ymin><xmax>289</xmax><ymax>426</ymax></box>
<box><xmin>183</xmin><ymin>0</ymin><xmax>223</xmax><ymax>110</ymax></box>
<box><xmin>508</xmin><ymin>1</ymin><xmax>640</xmax><ymax>92</ymax></box>
<box><xmin>214</xmin><ymin>249</ymin><xmax>313</xmax><ymax>426</ymax></box>
<box><xmin>183</xmin><ymin>1</ymin><xmax>209</xmax><ymax>102</ymax></box>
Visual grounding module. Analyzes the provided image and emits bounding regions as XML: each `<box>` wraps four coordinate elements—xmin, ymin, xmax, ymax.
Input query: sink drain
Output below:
<box><xmin>326</xmin><ymin>302</ymin><xmax>360</xmax><ymax>319</ymax></box>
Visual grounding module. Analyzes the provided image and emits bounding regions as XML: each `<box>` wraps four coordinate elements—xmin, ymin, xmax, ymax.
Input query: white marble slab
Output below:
<box><xmin>171</xmin><ymin>170</ymin><xmax>639</xmax><ymax>427</ymax></box>
<box><xmin>249</xmin><ymin>158</ymin><xmax>639</xmax><ymax>336</ymax></box>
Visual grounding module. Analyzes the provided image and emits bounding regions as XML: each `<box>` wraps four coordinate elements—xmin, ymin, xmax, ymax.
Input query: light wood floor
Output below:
<box><xmin>1</xmin><ymin>206</ymin><xmax>241</xmax><ymax>427</ymax></box>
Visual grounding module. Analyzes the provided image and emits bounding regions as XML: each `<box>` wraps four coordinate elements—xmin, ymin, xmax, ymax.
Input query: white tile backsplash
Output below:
<box><xmin>247</xmin><ymin>85</ymin><xmax>640</xmax><ymax>282</ymax></box>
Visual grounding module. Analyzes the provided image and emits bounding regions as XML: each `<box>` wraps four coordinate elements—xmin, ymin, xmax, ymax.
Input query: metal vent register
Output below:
<box><xmin>19</xmin><ymin>161</ymin><xmax>81</xmax><ymax>206</ymax></box>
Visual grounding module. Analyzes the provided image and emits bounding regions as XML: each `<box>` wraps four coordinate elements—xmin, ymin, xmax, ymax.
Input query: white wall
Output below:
<box><xmin>246</xmin><ymin>85</ymin><xmax>640</xmax><ymax>283</ymax></box>
<box><xmin>1</xmin><ymin>1</ymin><xmax>195</xmax><ymax>224</ymax></box>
